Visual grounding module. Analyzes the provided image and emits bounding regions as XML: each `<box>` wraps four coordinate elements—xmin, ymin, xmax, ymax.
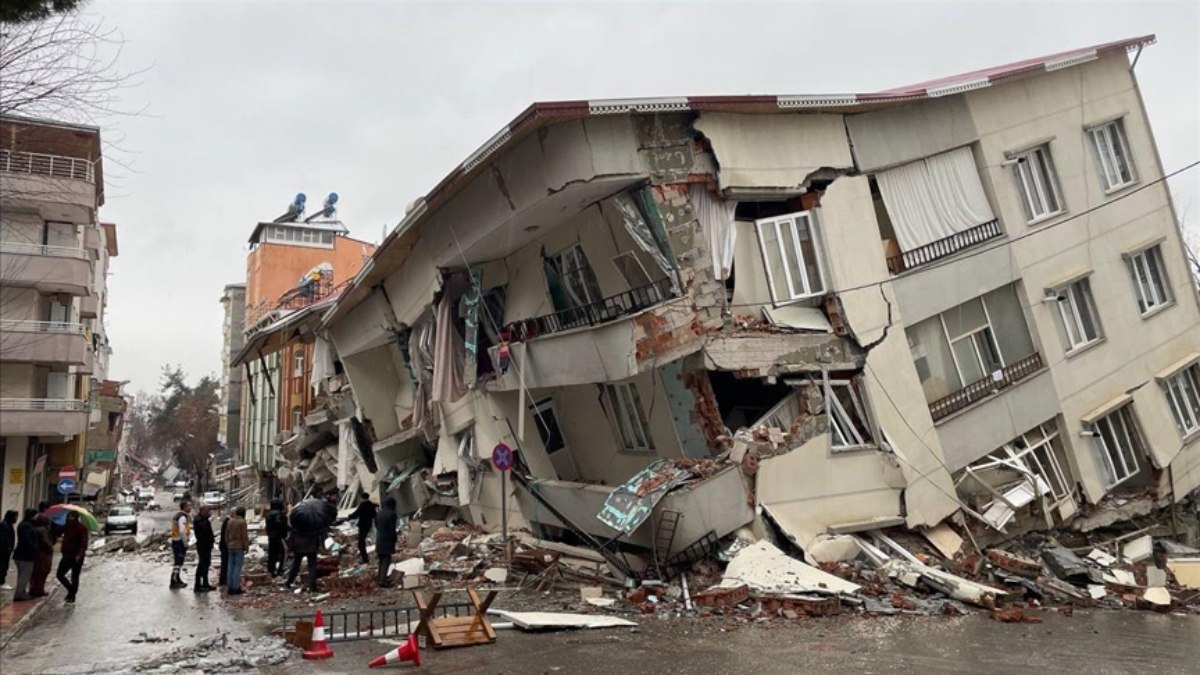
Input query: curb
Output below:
<box><xmin>0</xmin><ymin>586</ymin><xmax>60</xmax><ymax>653</ymax></box>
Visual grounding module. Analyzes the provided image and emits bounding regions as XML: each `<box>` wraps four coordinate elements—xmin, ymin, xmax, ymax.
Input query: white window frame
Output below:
<box><xmin>603</xmin><ymin>382</ymin><xmax>654</xmax><ymax>454</ymax></box>
<box><xmin>939</xmin><ymin>299</ymin><xmax>1005</xmax><ymax>387</ymax></box>
<box><xmin>293</xmin><ymin>349</ymin><xmax>305</xmax><ymax>377</ymax></box>
<box><xmin>754</xmin><ymin>210</ymin><xmax>827</xmax><ymax>305</ymax></box>
<box><xmin>826</xmin><ymin>379</ymin><xmax>877</xmax><ymax>451</ymax></box>
<box><xmin>291</xmin><ymin>406</ymin><xmax>302</xmax><ymax>431</ymax></box>
<box><xmin>554</xmin><ymin>243</ymin><xmax>602</xmax><ymax>310</ymax></box>
<box><xmin>1088</xmin><ymin>119</ymin><xmax>1137</xmax><ymax>192</ymax></box>
<box><xmin>1091</xmin><ymin>405</ymin><xmax>1144</xmax><ymax>489</ymax></box>
<box><xmin>1127</xmin><ymin>245</ymin><xmax>1171</xmax><ymax>316</ymax></box>
<box><xmin>1055</xmin><ymin>278</ymin><xmax>1103</xmax><ymax>353</ymax></box>
<box><xmin>1010</xmin><ymin>144</ymin><xmax>1065</xmax><ymax>224</ymax></box>
<box><xmin>1163</xmin><ymin>364</ymin><xmax>1200</xmax><ymax>439</ymax></box>
<box><xmin>969</xmin><ymin>422</ymin><xmax>1073</xmax><ymax>505</ymax></box>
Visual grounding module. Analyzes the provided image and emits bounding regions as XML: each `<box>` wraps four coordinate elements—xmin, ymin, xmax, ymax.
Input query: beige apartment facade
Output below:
<box><xmin>1</xmin><ymin>115</ymin><xmax>114</xmax><ymax>512</ymax></box>
<box><xmin>319</xmin><ymin>36</ymin><xmax>1198</xmax><ymax>563</ymax></box>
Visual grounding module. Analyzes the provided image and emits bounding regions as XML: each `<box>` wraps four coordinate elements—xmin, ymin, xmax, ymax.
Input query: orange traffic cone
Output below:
<box><xmin>302</xmin><ymin>609</ymin><xmax>335</xmax><ymax>660</ymax></box>
<box><xmin>368</xmin><ymin>633</ymin><xmax>420</xmax><ymax>668</ymax></box>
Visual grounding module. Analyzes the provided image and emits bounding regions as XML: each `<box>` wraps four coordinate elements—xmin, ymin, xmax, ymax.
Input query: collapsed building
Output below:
<box><xmin>254</xmin><ymin>35</ymin><xmax>1200</xmax><ymax>570</ymax></box>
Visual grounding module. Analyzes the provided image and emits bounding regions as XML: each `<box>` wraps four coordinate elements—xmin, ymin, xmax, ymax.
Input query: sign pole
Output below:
<box><xmin>491</xmin><ymin>443</ymin><xmax>514</xmax><ymax>563</ymax></box>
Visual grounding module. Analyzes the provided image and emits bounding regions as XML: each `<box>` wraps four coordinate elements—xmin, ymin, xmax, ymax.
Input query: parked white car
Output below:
<box><xmin>105</xmin><ymin>505</ymin><xmax>138</xmax><ymax>535</ymax></box>
<box><xmin>202</xmin><ymin>491</ymin><xmax>227</xmax><ymax>508</ymax></box>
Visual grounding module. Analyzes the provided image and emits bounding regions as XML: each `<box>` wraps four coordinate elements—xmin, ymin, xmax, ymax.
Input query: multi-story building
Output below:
<box><xmin>237</xmin><ymin>202</ymin><xmax>375</xmax><ymax>496</ymax></box>
<box><xmin>217</xmin><ymin>283</ymin><xmax>246</xmax><ymax>476</ymax></box>
<box><xmin>0</xmin><ymin>115</ymin><xmax>111</xmax><ymax>512</ymax></box>
<box><xmin>319</xmin><ymin>35</ymin><xmax>1199</xmax><ymax>561</ymax></box>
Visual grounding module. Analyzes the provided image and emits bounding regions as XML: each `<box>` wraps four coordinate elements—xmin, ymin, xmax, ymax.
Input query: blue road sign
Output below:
<box><xmin>491</xmin><ymin>443</ymin><xmax>514</xmax><ymax>472</ymax></box>
<box><xmin>57</xmin><ymin>478</ymin><xmax>77</xmax><ymax>495</ymax></box>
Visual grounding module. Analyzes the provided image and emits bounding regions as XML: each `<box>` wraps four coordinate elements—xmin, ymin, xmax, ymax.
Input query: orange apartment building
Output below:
<box><xmin>238</xmin><ymin>210</ymin><xmax>375</xmax><ymax>485</ymax></box>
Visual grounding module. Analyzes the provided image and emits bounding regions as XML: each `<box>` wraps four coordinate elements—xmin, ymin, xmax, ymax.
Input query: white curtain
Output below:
<box><xmin>876</xmin><ymin>146</ymin><xmax>994</xmax><ymax>252</ymax></box>
<box><xmin>310</xmin><ymin>336</ymin><xmax>335</xmax><ymax>396</ymax></box>
<box><xmin>689</xmin><ymin>184</ymin><xmax>738</xmax><ymax>280</ymax></box>
<box><xmin>431</xmin><ymin>294</ymin><xmax>466</xmax><ymax>403</ymax></box>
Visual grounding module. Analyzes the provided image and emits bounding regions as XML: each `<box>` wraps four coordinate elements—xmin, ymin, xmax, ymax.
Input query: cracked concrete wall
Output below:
<box><xmin>693</xmin><ymin>112</ymin><xmax>854</xmax><ymax>193</ymax></box>
<box><xmin>818</xmin><ymin>175</ymin><xmax>959</xmax><ymax>527</ymax></box>
<box><xmin>845</xmin><ymin>96</ymin><xmax>979</xmax><ymax>172</ymax></box>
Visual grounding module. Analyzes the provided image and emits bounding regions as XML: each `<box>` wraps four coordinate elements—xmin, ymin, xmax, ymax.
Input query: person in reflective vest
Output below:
<box><xmin>169</xmin><ymin>501</ymin><xmax>192</xmax><ymax>589</ymax></box>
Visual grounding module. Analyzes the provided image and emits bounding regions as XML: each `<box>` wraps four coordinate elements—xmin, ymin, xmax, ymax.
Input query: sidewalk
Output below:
<box><xmin>0</xmin><ymin>583</ymin><xmax>60</xmax><ymax>652</ymax></box>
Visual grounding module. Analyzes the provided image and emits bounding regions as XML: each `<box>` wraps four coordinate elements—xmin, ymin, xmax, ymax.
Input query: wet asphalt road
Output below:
<box><xmin>3</xmin><ymin>492</ymin><xmax>1199</xmax><ymax>674</ymax></box>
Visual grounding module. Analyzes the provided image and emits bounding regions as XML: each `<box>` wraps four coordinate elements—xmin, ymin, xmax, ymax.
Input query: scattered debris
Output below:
<box><xmin>489</xmin><ymin>611</ymin><xmax>638</xmax><ymax>631</ymax></box>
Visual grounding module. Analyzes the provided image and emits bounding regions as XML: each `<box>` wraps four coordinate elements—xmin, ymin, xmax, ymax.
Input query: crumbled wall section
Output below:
<box><xmin>660</xmin><ymin>361</ymin><xmax>718</xmax><ymax>459</ymax></box>
<box><xmin>682</xmin><ymin>368</ymin><xmax>725</xmax><ymax>452</ymax></box>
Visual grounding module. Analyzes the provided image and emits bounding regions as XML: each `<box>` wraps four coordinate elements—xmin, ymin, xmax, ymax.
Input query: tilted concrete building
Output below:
<box><xmin>317</xmin><ymin>36</ymin><xmax>1198</xmax><ymax>563</ymax></box>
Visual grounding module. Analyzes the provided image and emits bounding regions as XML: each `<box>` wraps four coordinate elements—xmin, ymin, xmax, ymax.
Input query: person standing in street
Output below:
<box><xmin>193</xmin><ymin>505</ymin><xmax>216</xmax><ymax>593</ymax></box>
<box><xmin>347</xmin><ymin>492</ymin><xmax>377</xmax><ymax>565</ymax></box>
<box><xmin>284</xmin><ymin>529</ymin><xmax>320</xmax><ymax>593</ymax></box>
<box><xmin>0</xmin><ymin>510</ymin><xmax>16</xmax><ymax>590</ymax></box>
<box><xmin>217</xmin><ymin>511</ymin><xmax>230</xmax><ymax>587</ymax></box>
<box><xmin>11</xmin><ymin>509</ymin><xmax>38</xmax><ymax>601</ymax></box>
<box><xmin>375</xmin><ymin>497</ymin><xmax>398</xmax><ymax>587</ymax></box>
<box><xmin>264</xmin><ymin>500</ymin><xmax>288</xmax><ymax>578</ymax></box>
<box><xmin>56</xmin><ymin>511</ymin><xmax>88</xmax><ymax>603</ymax></box>
<box><xmin>169</xmin><ymin>500</ymin><xmax>193</xmax><ymax>589</ymax></box>
<box><xmin>225</xmin><ymin>507</ymin><xmax>249</xmax><ymax>595</ymax></box>
<box><xmin>29</xmin><ymin>502</ymin><xmax>53</xmax><ymax>597</ymax></box>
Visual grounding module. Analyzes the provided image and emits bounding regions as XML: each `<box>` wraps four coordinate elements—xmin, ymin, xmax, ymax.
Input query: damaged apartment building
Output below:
<box><xmin>312</xmin><ymin>35</ymin><xmax>1198</xmax><ymax>568</ymax></box>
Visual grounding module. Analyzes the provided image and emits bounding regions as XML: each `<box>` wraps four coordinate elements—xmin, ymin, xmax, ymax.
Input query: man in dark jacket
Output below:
<box><xmin>193</xmin><ymin>505</ymin><xmax>216</xmax><ymax>593</ymax></box>
<box><xmin>284</xmin><ymin>530</ymin><xmax>320</xmax><ymax>593</ymax></box>
<box><xmin>264</xmin><ymin>500</ymin><xmax>289</xmax><ymax>578</ymax></box>
<box><xmin>346</xmin><ymin>492</ymin><xmax>376</xmax><ymax>565</ymax></box>
<box><xmin>29</xmin><ymin>502</ymin><xmax>53</xmax><ymax>597</ymax></box>
<box><xmin>217</xmin><ymin>513</ymin><xmax>230</xmax><ymax>587</ymax></box>
<box><xmin>56</xmin><ymin>511</ymin><xmax>88</xmax><ymax>603</ymax></box>
<box><xmin>12</xmin><ymin>509</ymin><xmax>38</xmax><ymax>601</ymax></box>
<box><xmin>0</xmin><ymin>510</ymin><xmax>16</xmax><ymax>590</ymax></box>
<box><xmin>375</xmin><ymin>498</ymin><xmax>398</xmax><ymax>587</ymax></box>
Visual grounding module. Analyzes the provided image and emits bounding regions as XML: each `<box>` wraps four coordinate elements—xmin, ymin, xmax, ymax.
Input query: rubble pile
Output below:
<box><xmin>134</xmin><ymin>634</ymin><xmax>291</xmax><ymax>673</ymax></box>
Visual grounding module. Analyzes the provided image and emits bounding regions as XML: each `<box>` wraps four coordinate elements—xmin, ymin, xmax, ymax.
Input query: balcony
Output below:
<box><xmin>80</xmin><ymin>289</ymin><xmax>99</xmax><ymax>318</ymax></box>
<box><xmin>887</xmin><ymin>219</ymin><xmax>1003</xmax><ymax>275</ymax></box>
<box><xmin>0</xmin><ymin>150</ymin><xmax>95</xmax><ymax>183</ymax></box>
<box><xmin>0</xmin><ymin>241</ymin><xmax>92</xmax><ymax>294</ymax></box>
<box><xmin>503</xmin><ymin>277</ymin><xmax>676</xmax><ymax>341</ymax></box>
<box><xmin>928</xmin><ymin>352</ymin><xmax>1045</xmax><ymax>423</ymax></box>
<box><xmin>0</xmin><ymin>320</ymin><xmax>89</xmax><ymax>366</ymax></box>
<box><xmin>0</xmin><ymin>398</ymin><xmax>90</xmax><ymax>437</ymax></box>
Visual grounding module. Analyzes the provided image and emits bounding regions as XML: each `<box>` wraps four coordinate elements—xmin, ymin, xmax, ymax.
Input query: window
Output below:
<box><xmin>1127</xmin><ymin>245</ymin><xmax>1171</xmax><ymax>315</ymax></box>
<box><xmin>603</xmin><ymin>382</ymin><xmax>654</xmax><ymax>453</ymax></box>
<box><xmin>941</xmin><ymin>298</ymin><xmax>1004</xmax><ymax>386</ymax></box>
<box><xmin>755</xmin><ymin>210</ymin><xmax>826</xmax><ymax>304</ymax></box>
<box><xmin>1091</xmin><ymin>405</ymin><xmax>1145</xmax><ymax>488</ymax></box>
<box><xmin>1010</xmin><ymin>144</ymin><xmax>1064</xmax><ymax>223</ymax></box>
<box><xmin>1088</xmin><ymin>119</ymin><xmax>1137</xmax><ymax>191</ymax></box>
<box><xmin>828</xmin><ymin>380</ymin><xmax>875</xmax><ymax>450</ymax></box>
<box><xmin>612</xmin><ymin>252</ymin><xmax>652</xmax><ymax>290</ymax></box>
<box><xmin>455</xmin><ymin>427</ymin><xmax>475</xmax><ymax>460</ymax></box>
<box><xmin>291</xmin><ymin>406</ymin><xmax>302</xmax><ymax>431</ymax></box>
<box><xmin>530</xmin><ymin>398</ymin><xmax>579</xmax><ymax>479</ymax></box>
<box><xmin>1163</xmin><ymin>364</ymin><xmax>1200</xmax><ymax>438</ymax></box>
<box><xmin>1055</xmin><ymin>278</ymin><xmax>1103</xmax><ymax>352</ymax></box>
<box><xmin>552</xmin><ymin>244</ymin><xmax>603</xmax><ymax>310</ymax></box>
<box><xmin>293</xmin><ymin>349</ymin><xmax>305</xmax><ymax>377</ymax></box>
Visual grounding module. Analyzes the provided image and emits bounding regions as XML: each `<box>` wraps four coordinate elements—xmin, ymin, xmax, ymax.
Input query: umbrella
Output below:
<box><xmin>46</xmin><ymin>504</ymin><xmax>100</xmax><ymax>531</ymax></box>
<box><xmin>289</xmin><ymin>498</ymin><xmax>336</xmax><ymax>536</ymax></box>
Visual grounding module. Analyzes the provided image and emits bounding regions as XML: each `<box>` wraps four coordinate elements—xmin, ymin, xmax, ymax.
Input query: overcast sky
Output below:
<box><xmin>88</xmin><ymin>0</ymin><xmax>1199</xmax><ymax>395</ymax></box>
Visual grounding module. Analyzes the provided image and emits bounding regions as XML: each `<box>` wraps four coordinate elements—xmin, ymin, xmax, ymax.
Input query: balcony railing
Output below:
<box><xmin>928</xmin><ymin>352</ymin><xmax>1044</xmax><ymax>422</ymax></box>
<box><xmin>887</xmin><ymin>219</ymin><xmax>1003</xmax><ymax>275</ymax></box>
<box><xmin>0</xmin><ymin>149</ymin><xmax>95</xmax><ymax>183</ymax></box>
<box><xmin>0</xmin><ymin>241</ymin><xmax>90</xmax><ymax>259</ymax></box>
<box><xmin>0</xmin><ymin>398</ymin><xmax>89</xmax><ymax>412</ymax></box>
<box><xmin>0</xmin><ymin>320</ymin><xmax>87</xmax><ymax>334</ymax></box>
<box><xmin>503</xmin><ymin>277</ymin><xmax>676</xmax><ymax>342</ymax></box>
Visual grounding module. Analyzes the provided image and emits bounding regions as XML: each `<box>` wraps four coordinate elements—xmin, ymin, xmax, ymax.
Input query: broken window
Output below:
<box><xmin>962</xmin><ymin>421</ymin><xmax>1075</xmax><ymax>529</ymax></box>
<box><xmin>1091</xmin><ymin>404</ymin><xmax>1146</xmax><ymax>489</ymax></box>
<box><xmin>552</xmin><ymin>244</ymin><xmax>603</xmax><ymax>310</ymax></box>
<box><xmin>1163</xmin><ymin>363</ymin><xmax>1200</xmax><ymax>438</ymax></box>
<box><xmin>612</xmin><ymin>252</ymin><xmax>653</xmax><ymax>292</ymax></box>
<box><xmin>1010</xmin><ymin>143</ymin><xmax>1064</xmax><ymax>223</ymax></box>
<box><xmin>828</xmin><ymin>380</ymin><xmax>875</xmax><ymax>451</ymax></box>
<box><xmin>603</xmin><ymin>382</ymin><xmax>654</xmax><ymax>453</ymax></box>
<box><xmin>754</xmin><ymin>210</ymin><xmax>826</xmax><ymax>304</ymax></box>
<box><xmin>1088</xmin><ymin>118</ymin><xmax>1137</xmax><ymax>192</ymax></box>
<box><xmin>530</xmin><ymin>397</ymin><xmax>579</xmax><ymax>479</ymax></box>
<box><xmin>1127</xmin><ymin>245</ymin><xmax>1171</xmax><ymax>316</ymax></box>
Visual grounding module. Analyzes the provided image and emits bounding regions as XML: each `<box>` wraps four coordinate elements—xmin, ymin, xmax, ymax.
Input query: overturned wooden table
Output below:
<box><xmin>413</xmin><ymin>586</ymin><xmax>498</xmax><ymax>649</ymax></box>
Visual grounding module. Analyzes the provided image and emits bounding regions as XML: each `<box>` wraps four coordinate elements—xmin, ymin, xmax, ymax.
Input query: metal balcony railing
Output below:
<box><xmin>0</xmin><ymin>398</ymin><xmax>89</xmax><ymax>412</ymax></box>
<box><xmin>886</xmin><ymin>219</ymin><xmax>1003</xmax><ymax>275</ymax></box>
<box><xmin>0</xmin><ymin>241</ymin><xmax>90</xmax><ymax>259</ymax></box>
<box><xmin>0</xmin><ymin>320</ymin><xmax>87</xmax><ymax>334</ymax></box>
<box><xmin>928</xmin><ymin>352</ymin><xmax>1044</xmax><ymax>422</ymax></box>
<box><xmin>0</xmin><ymin>149</ymin><xmax>95</xmax><ymax>183</ymax></box>
<box><xmin>503</xmin><ymin>277</ymin><xmax>676</xmax><ymax>342</ymax></box>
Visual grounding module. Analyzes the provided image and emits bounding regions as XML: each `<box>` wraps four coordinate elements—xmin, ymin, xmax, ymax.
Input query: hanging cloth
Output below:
<box><xmin>688</xmin><ymin>184</ymin><xmax>738</xmax><ymax>280</ymax></box>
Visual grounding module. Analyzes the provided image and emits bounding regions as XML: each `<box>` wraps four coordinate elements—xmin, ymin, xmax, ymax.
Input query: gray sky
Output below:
<box><xmin>90</xmin><ymin>0</ymin><xmax>1200</xmax><ymax>395</ymax></box>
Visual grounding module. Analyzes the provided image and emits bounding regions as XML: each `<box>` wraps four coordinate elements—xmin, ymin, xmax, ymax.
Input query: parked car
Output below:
<box><xmin>202</xmin><ymin>491</ymin><xmax>227</xmax><ymax>508</ymax></box>
<box><xmin>105</xmin><ymin>505</ymin><xmax>138</xmax><ymax>535</ymax></box>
